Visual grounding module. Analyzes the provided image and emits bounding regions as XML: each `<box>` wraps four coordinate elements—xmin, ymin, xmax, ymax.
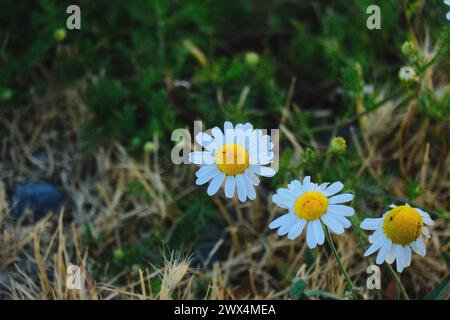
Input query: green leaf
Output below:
<box><xmin>290</xmin><ymin>279</ymin><xmax>308</xmax><ymax>299</ymax></box>
<box><xmin>425</xmin><ymin>276</ymin><xmax>450</xmax><ymax>300</ymax></box>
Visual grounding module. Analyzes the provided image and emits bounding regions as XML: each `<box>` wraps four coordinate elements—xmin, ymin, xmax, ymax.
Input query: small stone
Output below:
<box><xmin>13</xmin><ymin>183</ymin><xmax>64</xmax><ymax>217</ymax></box>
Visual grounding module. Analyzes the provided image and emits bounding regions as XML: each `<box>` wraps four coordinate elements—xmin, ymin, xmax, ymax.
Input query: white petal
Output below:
<box><xmin>287</xmin><ymin>219</ymin><xmax>307</xmax><ymax>240</ymax></box>
<box><xmin>303</xmin><ymin>176</ymin><xmax>311</xmax><ymax>191</ymax></box>
<box><xmin>328</xmin><ymin>193</ymin><xmax>353</xmax><ymax>204</ymax></box>
<box><xmin>196</xmin><ymin>167</ymin><xmax>220</xmax><ymax>185</ymax></box>
<box><xmin>422</xmin><ymin>227</ymin><xmax>431</xmax><ymax>238</ymax></box>
<box><xmin>224</xmin><ymin>121</ymin><xmax>234</xmax><ymax>132</ymax></box>
<box><xmin>306</xmin><ymin>222</ymin><xmax>317</xmax><ymax>249</ymax></box>
<box><xmin>250</xmin><ymin>144</ymin><xmax>274</xmax><ymax>164</ymax></box>
<box><xmin>195</xmin><ymin>132</ymin><xmax>214</xmax><ymax>150</ymax></box>
<box><xmin>236</xmin><ymin>174</ymin><xmax>247</xmax><ymax>202</ymax></box>
<box><xmin>272</xmin><ymin>194</ymin><xmax>296</xmax><ymax>205</ymax></box>
<box><xmin>389</xmin><ymin>204</ymin><xmax>397</xmax><ymax>208</ymax></box>
<box><xmin>416</xmin><ymin>208</ymin><xmax>435</xmax><ymax>226</ymax></box>
<box><xmin>312</xmin><ymin>220</ymin><xmax>325</xmax><ymax>245</ymax></box>
<box><xmin>364</xmin><ymin>233</ymin><xmax>387</xmax><ymax>256</ymax></box>
<box><xmin>321</xmin><ymin>212</ymin><xmax>344</xmax><ymax>234</ymax></box>
<box><xmin>207</xmin><ymin>173</ymin><xmax>225</xmax><ymax>196</ymax></box>
<box><xmin>235</xmin><ymin>129</ymin><xmax>247</xmax><ymax>147</ymax></box>
<box><xmin>290</xmin><ymin>180</ymin><xmax>304</xmax><ymax>194</ymax></box>
<box><xmin>411</xmin><ymin>237</ymin><xmax>426</xmax><ymax>257</ymax></box>
<box><xmin>189</xmin><ymin>151</ymin><xmax>215</xmax><ymax>165</ymax></box>
<box><xmin>251</xmin><ymin>165</ymin><xmax>276</xmax><ymax>177</ymax></box>
<box><xmin>395</xmin><ymin>245</ymin><xmax>405</xmax><ymax>272</ymax></box>
<box><xmin>386</xmin><ymin>245</ymin><xmax>396</xmax><ymax>264</ymax></box>
<box><xmin>369</xmin><ymin>229</ymin><xmax>382</xmax><ymax>243</ymax></box>
<box><xmin>333</xmin><ymin>214</ymin><xmax>352</xmax><ymax>228</ymax></box>
<box><xmin>376</xmin><ymin>239</ymin><xmax>392</xmax><ymax>264</ymax></box>
<box><xmin>244</xmin><ymin>174</ymin><xmax>256</xmax><ymax>200</ymax></box>
<box><xmin>323</xmin><ymin>182</ymin><xmax>344</xmax><ymax>196</ymax></box>
<box><xmin>327</xmin><ymin>205</ymin><xmax>355</xmax><ymax>217</ymax></box>
<box><xmin>278</xmin><ymin>219</ymin><xmax>296</xmax><ymax>236</ymax></box>
<box><xmin>211</xmin><ymin>127</ymin><xmax>224</xmax><ymax>149</ymax></box>
<box><xmin>247</xmin><ymin>170</ymin><xmax>260</xmax><ymax>186</ymax></box>
<box><xmin>224</xmin><ymin>129</ymin><xmax>235</xmax><ymax>144</ymax></box>
<box><xmin>224</xmin><ymin>176</ymin><xmax>236</xmax><ymax>198</ymax></box>
<box><xmin>360</xmin><ymin>218</ymin><xmax>383</xmax><ymax>230</ymax></box>
<box><xmin>278</xmin><ymin>188</ymin><xmax>298</xmax><ymax>202</ymax></box>
<box><xmin>272</xmin><ymin>194</ymin><xmax>293</xmax><ymax>209</ymax></box>
<box><xmin>195</xmin><ymin>165</ymin><xmax>217</xmax><ymax>178</ymax></box>
<box><xmin>318</xmin><ymin>183</ymin><xmax>330</xmax><ymax>191</ymax></box>
<box><xmin>447</xmin><ymin>11</ymin><xmax>450</xmax><ymax>21</ymax></box>
<box><xmin>403</xmin><ymin>246</ymin><xmax>412</xmax><ymax>267</ymax></box>
<box><xmin>269</xmin><ymin>213</ymin><xmax>295</xmax><ymax>229</ymax></box>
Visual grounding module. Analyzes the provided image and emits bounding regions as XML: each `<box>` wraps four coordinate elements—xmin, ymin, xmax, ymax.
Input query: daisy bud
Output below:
<box><xmin>329</xmin><ymin>137</ymin><xmax>347</xmax><ymax>154</ymax></box>
<box><xmin>245</xmin><ymin>51</ymin><xmax>260</xmax><ymax>66</ymax></box>
<box><xmin>53</xmin><ymin>28</ymin><xmax>67</xmax><ymax>42</ymax></box>
<box><xmin>113</xmin><ymin>248</ymin><xmax>125</xmax><ymax>261</ymax></box>
<box><xmin>401</xmin><ymin>41</ymin><xmax>415</xmax><ymax>57</ymax></box>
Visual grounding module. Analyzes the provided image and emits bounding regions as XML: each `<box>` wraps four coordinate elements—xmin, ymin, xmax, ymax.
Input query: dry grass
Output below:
<box><xmin>0</xmin><ymin>83</ymin><xmax>448</xmax><ymax>300</ymax></box>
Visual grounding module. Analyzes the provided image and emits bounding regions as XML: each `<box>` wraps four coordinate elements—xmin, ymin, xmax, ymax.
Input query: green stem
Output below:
<box><xmin>325</xmin><ymin>227</ymin><xmax>354</xmax><ymax>291</ymax></box>
<box><xmin>387</xmin><ymin>264</ymin><xmax>410</xmax><ymax>300</ymax></box>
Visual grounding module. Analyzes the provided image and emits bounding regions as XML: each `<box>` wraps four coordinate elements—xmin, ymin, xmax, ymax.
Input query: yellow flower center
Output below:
<box><xmin>382</xmin><ymin>206</ymin><xmax>423</xmax><ymax>246</ymax></box>
<box><xmin>294</xmin><ymin>191</ymin><xmax>328</xmax><ymax>221</ymax></box>
<box><xmin>215</xmin><ymin>144</ymin><xmax>249</xmax><ymax>176</ymax></box>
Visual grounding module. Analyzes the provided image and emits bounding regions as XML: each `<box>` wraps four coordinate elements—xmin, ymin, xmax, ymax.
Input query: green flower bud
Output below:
<box><xmin>329</xmin><ymin>137</ymin><xmax>347</xmax><ymax>154</ymax></box>
<box><xmin>401</xmin><ymin>41</ymin><xmax>415</xmax><ymax>57</ymax></box>
<box><xmin>245</xmin><ymin>51</ymin><xmax>260</xmax><ymax>66</ymax></box>
<box><xmin>53</xmin><ymin>28</ymin><xmax>67</xmax><ymax>42</ymax></box>
<box><xmin>113</xmin><ymin>248</ymin><xmax>125</xmax><ymax>261</ymax></box>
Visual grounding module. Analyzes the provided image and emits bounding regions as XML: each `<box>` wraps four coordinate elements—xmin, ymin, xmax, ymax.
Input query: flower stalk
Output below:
<box><xmin>325</xmin><ymin>227</ymin><xmax>354</xmax><ymax>291</ymax></box>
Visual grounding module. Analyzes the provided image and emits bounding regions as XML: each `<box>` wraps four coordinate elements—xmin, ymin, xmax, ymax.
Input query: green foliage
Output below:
<box><xmin>419</xmin><ymin>88</ymin><xmax>450</xmax><ymax>123</ymax></box>
<box><xmin>5</xmin><ymin>0</ymin><xmax>448</xmax><ymax>150</ymax></box>
<box><xmin>424</xmin><ymin>276</ymin><xmax>450</xmax><ymax>300</ymax></box>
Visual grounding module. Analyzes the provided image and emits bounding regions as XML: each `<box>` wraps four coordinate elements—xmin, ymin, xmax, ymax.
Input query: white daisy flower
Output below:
<box><xmin>269</xmin><ymin>176</ymin><xmax>354</xmax><ymax>249</ymax></box>
<box><xmin>188</xmin><ymin>121</ymin><xmax>275</xmax><ymax>202</ymax></box>
<box><xmin>399</xmin><ymin>66</ymin><xmax>417</xmax><ymax>82</ymax></box>
<box><xmin>360</xmin><ymin>204</ymin><xmax>435</xmax><ymax>273</ymax></box>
